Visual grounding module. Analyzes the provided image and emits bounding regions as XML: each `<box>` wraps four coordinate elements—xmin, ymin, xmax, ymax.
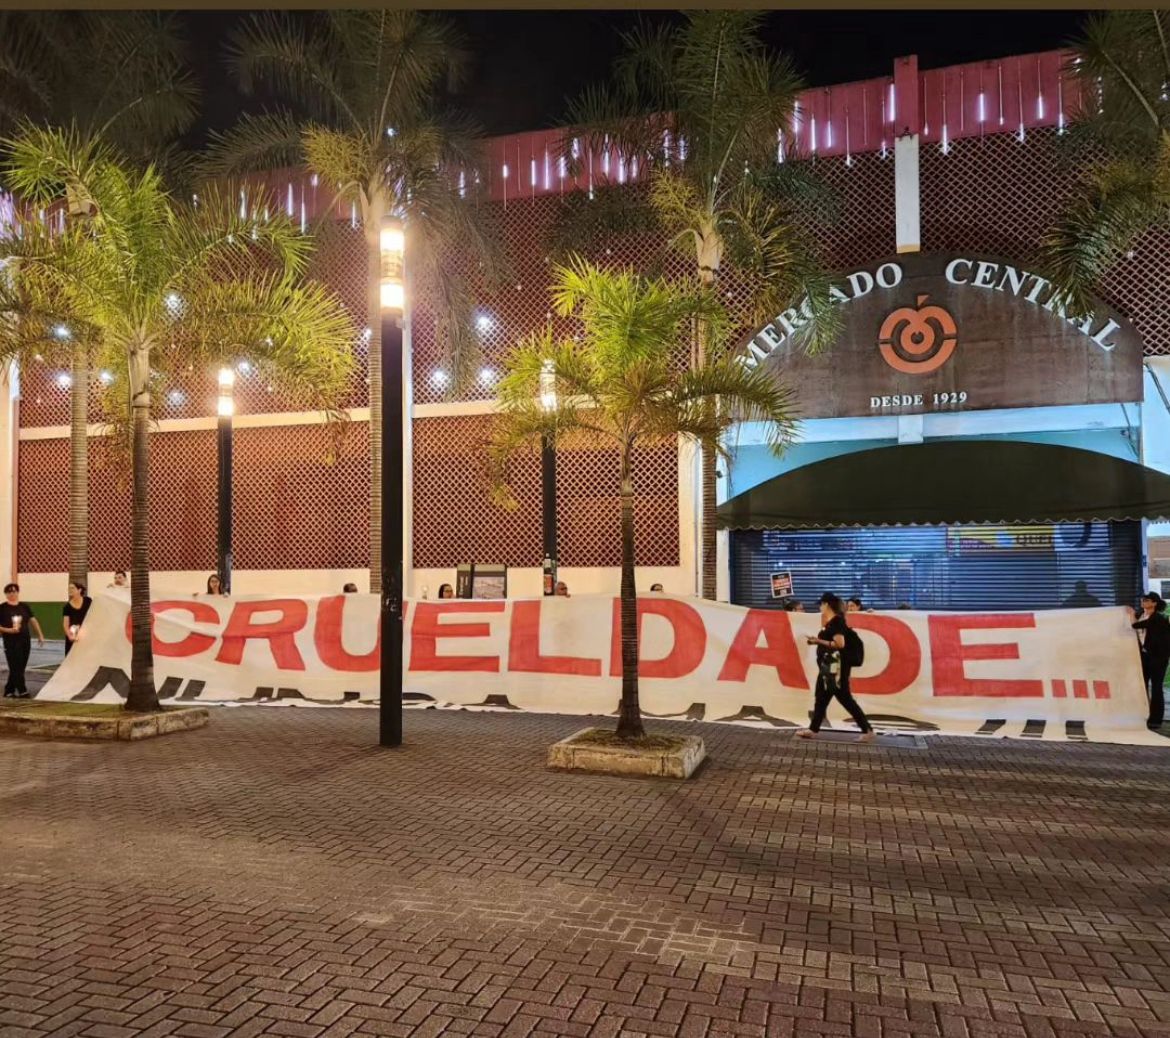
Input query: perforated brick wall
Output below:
<box><xmin>232</xmin><ymin>421</ymin><xmax>370</xmax><ymax>571</ymax></box>
<box><xmin>921</xmin><ymin>128</ymin><xmax>1170</xmax><ymax>356</ymax></box>
<box><xmin>18</xmin><ymin>430</ymin><xmax>217</xmax><ymax>575</ymax></box>
<box><xmin>411</xmin><ymin>416</ymin><xmax>679</xmax><ymax>569</ymax></box>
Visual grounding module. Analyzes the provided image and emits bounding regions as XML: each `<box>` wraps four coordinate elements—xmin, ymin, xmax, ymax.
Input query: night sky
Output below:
<box><xmin>180</xmin><ymin>10</ymin><xmax>1087</xmax><ymax>146</ymax></box>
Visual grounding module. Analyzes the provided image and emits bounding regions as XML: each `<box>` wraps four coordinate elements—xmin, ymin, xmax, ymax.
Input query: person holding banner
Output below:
<box><xmin>1131</xmin><ymin>592</ymin><xmax>1170</xmax><ymax>729</ymax></box>
<box><xmin>798</xmin><ymin>593</ymin><xmax>875</xmax><ymax>743</ymax></box>
<box><xmin>1</xmin><ymin>583</ymin><xmax>45</xmax><ymax>698</ymax></box>
<box><xmin>61</xmin><ymin>582</ymin><xmax>92</xmax><ymax>657</ymax></box>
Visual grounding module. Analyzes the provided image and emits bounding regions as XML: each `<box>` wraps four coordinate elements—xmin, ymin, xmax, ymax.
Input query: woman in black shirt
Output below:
<box><xmin>797</xmin><ymin>592</ymin><xmax>875</xmax><ymax>743</ymax></box>
<box><xmin>1</xmin><ymin>582</ymin><xmax>45</xmax><ymax>697</ymax></box>
<box><xmin>62</xmin><ymin>582</ymin><xmax>92</xmax><ymax>657</ymax></box>
<box><xmin>1131</xmin><ymin>592</ymin><xmax>1170</xmax><ymax>729</ymax></box>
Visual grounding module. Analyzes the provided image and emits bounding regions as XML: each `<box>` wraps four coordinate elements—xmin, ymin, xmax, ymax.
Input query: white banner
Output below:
<box><xmin>36</xmin><ymin>593</ymin><xmax>1159</xmax><ymax>743</ymax></box>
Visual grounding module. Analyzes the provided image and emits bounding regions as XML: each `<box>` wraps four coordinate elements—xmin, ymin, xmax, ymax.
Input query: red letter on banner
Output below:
<box><xmin>847</xmin><ymin>614</ymin><xmax>921</xmax><ymax>695</ymax></box>
<box><xmin>411</xmin><ymin>602</ymin><xmax>504</xmax><ymax>672</ymax></box>
<box><xmin>717</xmin><ymin>609</ymin><xmax>808</xmax><ymax>689</ymax></box>
<box><xmin>607</xmin><ymin>598</ymin><xmax>707</xmax><ymax>679</ymax></box>
<box><xmin>125</xmin><ymin>601</ymin><xmax>219</xmax><ymax>658</ymax></box>
<box><xmin>929</xmin><ymin>614</ymin><xmax>1043</xmax><ymax>697</ymax></box>
<box><xmin>315</xmin><ymin>595</ymin><xmax>379</xmax><ymax>672</ymax></box>
<box><xmin>216</xmin><ymin>600</ymin><xmax>308</xmax><ymax>670</ymax></box>
<box><xmin>510</xmin><ymin>601</ymin><xmax>602</xmax><ymax>676</ymax></box>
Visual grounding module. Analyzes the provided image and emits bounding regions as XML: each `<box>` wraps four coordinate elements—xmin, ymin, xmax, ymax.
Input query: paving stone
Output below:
<box><xmin>3</xmin><ymin>708</ymin><xmax>1170</xmax><ymax>1038</ymax></box>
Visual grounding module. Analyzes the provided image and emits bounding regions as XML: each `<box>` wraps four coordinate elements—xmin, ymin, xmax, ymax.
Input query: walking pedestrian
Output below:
<box><xmin>1</xmin><ymin>583</ymin><xmax>45</xmax><ymax>698</ymax></box>
<box><xmin>61</xmin><ymin>582</ymin><xmax>92</xmax><ymax>657</ymax></box>
<box><xmin>797</xmin><ymin>592</ymin><xmax>875</xmax><ymax>743</ymax></box>
<box><xmin>1130</xmin><ymin>592</ymin><xmax>1170</xmax><ymax>729</ymax></box>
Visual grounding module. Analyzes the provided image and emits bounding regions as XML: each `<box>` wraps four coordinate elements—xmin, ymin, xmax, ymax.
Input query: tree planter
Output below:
<box><xmin>547</xmin><ymin>727</ymin><xmax>706</xmax><ymax>779</ymax></box>
<box><xmin>0</xmin><ymin>702</ymin><xmax>209</xmax><ymax>741</ymax></box>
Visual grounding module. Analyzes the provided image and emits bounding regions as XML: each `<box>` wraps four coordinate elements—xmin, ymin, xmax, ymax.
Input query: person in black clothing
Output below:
<box><xmin>1063</xmin><ymin>580</ymin><xmax>1104</xmax><ymax>609</ymax></box>
<box><xmin>61</xmin><ymin>582</ymin><xmax>92</xmax><ymax>657</ymax></box>
<box><xmin>1</xmin><ymin>582</ymin><xmax>45</xmax><ymax>698</ymax></box>
<box><xmin>797</xmin><ymin>592</ymin><xmax>875</xmax><ymax>743</ymax></box>
<box><xmin>1130</xmin><ymin>591</ymin><xmax>1170</xmax><ymax>729</ymax></box>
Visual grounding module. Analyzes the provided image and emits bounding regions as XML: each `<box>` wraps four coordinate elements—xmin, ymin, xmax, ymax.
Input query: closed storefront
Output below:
<box><xmin>720</xmin><ymin>252</ymin><xmax>1170</xmax><ymax>608</ymax></box>
<box><xmin>731</xmin><ymin>522</ymin><xmax>1143</xmax><ymax>611</ymax></box>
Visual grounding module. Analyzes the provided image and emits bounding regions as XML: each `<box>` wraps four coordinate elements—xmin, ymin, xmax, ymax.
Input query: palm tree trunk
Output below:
<box><xmin>126</xmin><ymin>348</ymin><xmax>159</xmax><ymax>713</ymax></box>
<box><xmin>365</xmin><ymin>192</ymin><xmax>385</xmax><ymax>594</ymax></box>
<box><xmin>696</xmin><ymin>230</ymin><xmax>722</xmax><ymax>601</ymax></box>
<box><xmin>67</xmin><ymin>342</ymin><xmax>88</xmax><ymax>590</ymax></box>
<box><xmin>615</xmin><ymin>443</ymin><xmax>644</xmax><ymax>740</ymax></box>
<box><xmin>700</xmin><ymin>444</ymin><xmax>717</xmax><ymax>600</ymax></box>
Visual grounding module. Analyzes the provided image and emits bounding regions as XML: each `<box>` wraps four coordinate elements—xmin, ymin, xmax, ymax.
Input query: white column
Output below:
<box><xmin>715</xmin><ymin>456</ymin><xmax>730</xmax><ymax>602</ymax></box>
<box><xmin>0</xmin><ymin>361</ymin><xmax>19</xmax><ymax>582</ymax></box>
<box><xmin>676</xmin><ymin>437</ymin><xmax>699</xmax><ymax>595</ymax></box>
<box><xmin>894</xmin><ymin>133</ymin><xmax>921</xmax><ymax>254</ymax></box>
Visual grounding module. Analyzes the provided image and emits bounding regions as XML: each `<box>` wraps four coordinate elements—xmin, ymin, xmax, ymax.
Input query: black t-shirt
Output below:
<box><xmin>0</xmin><ymin>602</ymin><xmax>34</xmax><ymax>642</ymax></box>
<box><xmin>817</xmin><ymin>614</ymin><xmax>848</xmax><ymax>664</ymax></box>
<box><xmin>1134</xmin><ymin>611</ymin><xmax>1170</xmax><ymax>661</ymax></box>
<box><xmin>63</xmin><ymin>597</ymin><xmax>93</xmax><ymax>631</ymax></box>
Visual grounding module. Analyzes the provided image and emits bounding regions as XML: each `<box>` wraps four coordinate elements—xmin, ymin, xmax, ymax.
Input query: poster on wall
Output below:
<box><xmin>740</xmin><ymin>253</ymin><xmax>1145</xmax><ymax>418</ymax></box>
<box><xmin>770</xmin><ymin>571</ymin><xmax>794</xmax><ymax>598</ymax></box>
<box><xmin>946</xmin><ymin>526</ymin><xmax>1055</xmax><ymax>554</ymax></box>
<box><xmin>36</xmin><ymin>593</ymin><xmax>1161</xmax><ymax>745</ymax></box>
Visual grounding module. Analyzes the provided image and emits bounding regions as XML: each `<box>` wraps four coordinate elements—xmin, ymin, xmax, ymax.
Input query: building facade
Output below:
<box><xmin>3</xmin><ymin>48</ymin><xmax>1170</xmax><ymax>604</ymax></box>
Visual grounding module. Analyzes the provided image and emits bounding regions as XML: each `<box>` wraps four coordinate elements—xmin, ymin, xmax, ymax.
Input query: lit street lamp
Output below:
<box><xmin>540</xmin><ymin>359</ymin><xmax>558</xmax><ymax>596</ymax></box>
<box><xmin>216</xmin><ymin>367</ymin><xmax>234</xmax><ymax>593</ymax></box>
<box><xmin>379</xmin><ymin>215</ymin><xmax>405</xmax><ymax>747</ymax></box>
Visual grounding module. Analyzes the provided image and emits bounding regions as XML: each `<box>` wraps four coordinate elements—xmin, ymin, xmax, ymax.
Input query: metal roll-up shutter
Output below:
<box><xmin>729</xmin><ymin>522</ymin><xmax>1143</xmax><ymax>611</ymax></box>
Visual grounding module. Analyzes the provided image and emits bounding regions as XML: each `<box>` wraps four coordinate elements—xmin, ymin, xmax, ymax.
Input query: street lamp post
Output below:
<box><xmin>216</xmin><ymin>367</ymin><xmax>234</xmax><ymax>593</ymax></box>
<box><xmin>540</xmin><ymin>360</ymin><xmax>557</xmax><ymax>596</ymax></box>
<box><xmin>379</xmin><ymin>215</ymin><xmax>406</xmax><ymax>747</ymax></box>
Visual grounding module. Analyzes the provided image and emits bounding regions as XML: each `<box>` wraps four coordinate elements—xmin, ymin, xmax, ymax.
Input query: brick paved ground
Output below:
<box><xmin>3</xmin><ymin>709</ymin><xmax>1170</xmax><ymax>1038</ymax></box>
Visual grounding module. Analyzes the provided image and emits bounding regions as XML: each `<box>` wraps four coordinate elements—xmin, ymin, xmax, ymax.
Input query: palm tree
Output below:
<box><xmin>0</xmin><ymin>11</ymin><xmax>198</xmax><ymax>591</ymax></box>
<box><xmin>0</xmin><ymin>128</ymin><xmax>355</xmax><ymax>712</ymax></box>
<box><xmin>489</xmin><ymin>259</ymin><xmax>796</xmax><ymax>739</ymax></box>
<box><xmin>203</xmin><ymin>10</ymin><xmax>501</xmax><ymax>593</ymax></box>
<box><xmin>559</xmin><ymin>11</ymin><xmax>840</xmax><ymax>600</ymax></box>
<box><xmin>1040</xmin><ymin>11</ymin><xmax>1170</xmax><ymax>314</ymax></box>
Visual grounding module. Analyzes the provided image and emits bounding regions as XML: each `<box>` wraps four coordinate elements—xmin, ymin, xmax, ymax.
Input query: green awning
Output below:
<box><xmin>717</xmin><ymin>440</ymin><xmax>1170</xmax><ymax>529</ymax></box>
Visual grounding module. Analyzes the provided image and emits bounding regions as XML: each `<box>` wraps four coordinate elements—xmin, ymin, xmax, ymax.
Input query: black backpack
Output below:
<box><xmin>843</xmin><ymin>625</ymin><xmax>865</xmax><ymax>668</ymax></box>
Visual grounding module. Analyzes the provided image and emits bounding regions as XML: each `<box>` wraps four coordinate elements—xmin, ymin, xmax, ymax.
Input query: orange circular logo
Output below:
<box><xmin>878</xmin><ymin>294</ymin><xmax>958</xmax><ymax>374</ymax></box>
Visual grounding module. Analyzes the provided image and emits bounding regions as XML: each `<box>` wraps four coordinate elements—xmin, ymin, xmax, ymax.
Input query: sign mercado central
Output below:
<box><xmin>740</xmin><ymin>253</ymin><xmax>1145</xmax><ymax>418</ymax></box>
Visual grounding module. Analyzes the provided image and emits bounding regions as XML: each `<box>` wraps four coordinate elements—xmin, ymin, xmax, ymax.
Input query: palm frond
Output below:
<box><xmin>201</xmin><ymin>111</ymin><xmax>306</xmax><ymax>179</ymax></box>
<box><xmin>1038</xmin><ymin>146</ymin><xmax>1169</xmax><ymax>315</ymax></box>
<box><xmin>722</xmin><ymin>181</ymin><xmax>841</xmax><ymax>352</ymax></box>
<box><xmin>0</xmin><ymin>12</ymin><xmax>55</xmax><ymax>134</ymax></box>
<box><xmin>0</xmin><ymin>123</ymin><xmax>116</xmax><ymax>212</ymax></box>
<box><xmin>80</xmin><ymin>12</ymin><xmax>200</xmax><ymax>152</ymax></box>
<box><xmin>492</xmin><ymin>261</ymin><xmax>796</xmax><ymax>508</ymax></box>
<box><xmin>227</xmin><ymin>13</ymin><xmax>359</xmax><ymax>129</ymax></box>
